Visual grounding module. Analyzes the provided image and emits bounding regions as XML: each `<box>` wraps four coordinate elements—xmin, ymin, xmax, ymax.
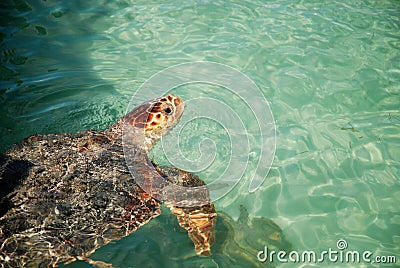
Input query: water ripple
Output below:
<box><xmin>1</xmin><ymin>0</ymin><xmax>399</xmax><ymax>266</ymax></box>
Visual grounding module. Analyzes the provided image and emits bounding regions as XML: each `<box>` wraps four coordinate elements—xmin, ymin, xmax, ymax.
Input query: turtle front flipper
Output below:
<box><xmin>76</xmin><ymin>256</ymin><xmax>115</xmax><ymax>268</ymax></box>
<box><xmin>169</xmin><ymin>203</ymin><xmax>217</xmax><ymax>256</ymax></box>
<box><xmin>154</xmin><ymin>165</ymin><xmax>217</xmax><ymax>256</ymax></box>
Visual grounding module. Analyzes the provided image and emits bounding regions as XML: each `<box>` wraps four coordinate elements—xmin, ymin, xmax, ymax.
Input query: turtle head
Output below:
<box><xmin>124</xmin><ymin>94</ymin><xmax>184</xmax><ymax>149</ymax></box>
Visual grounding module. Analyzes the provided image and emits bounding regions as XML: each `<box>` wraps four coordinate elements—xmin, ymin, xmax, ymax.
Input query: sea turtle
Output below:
<box><xmin>0</xmin><ymin>94</ymin><xmax>217</xmax><ymax>267</ymax></box>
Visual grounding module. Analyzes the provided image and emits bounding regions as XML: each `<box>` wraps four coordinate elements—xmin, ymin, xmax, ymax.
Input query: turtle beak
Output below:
<box><xmin>174</xmin><ymin>96</ymin><xmax>184</xmax><ymax>120</ymax></box>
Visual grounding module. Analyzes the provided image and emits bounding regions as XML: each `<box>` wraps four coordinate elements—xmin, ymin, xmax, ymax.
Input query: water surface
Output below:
<box><xmin>1</xmin><ymin>0</ymin><xmax>399</xmax><ymax>267</ymax></box>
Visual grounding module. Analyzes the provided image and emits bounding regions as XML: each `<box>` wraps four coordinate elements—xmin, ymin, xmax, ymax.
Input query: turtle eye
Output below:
<box><xmin>164</xmin><ymin>107</ymin><xmax>172</xmax><ymax>114</ymax></box>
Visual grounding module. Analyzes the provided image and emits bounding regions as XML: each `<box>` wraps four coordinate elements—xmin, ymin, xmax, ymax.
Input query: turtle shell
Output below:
<box><xmin>0</xmin><ymin>131</ymin><xmax>161</xmax><ymax>267</ymax></box>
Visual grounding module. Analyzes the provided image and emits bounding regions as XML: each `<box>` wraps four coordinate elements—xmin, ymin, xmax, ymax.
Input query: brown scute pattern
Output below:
<box><xmin>124</xmin><ymin>101</ymin><xmax>153</xmax><ymax>128</ymax></box>
<box><xmin>151</xmin><ymin>102</ymin><xmax>163</xmax><ymax>113</ymax></box>
<box><xmin>123</xmin><ymin>94</ymin><xmax>183</xmax><ymax>132</ymax></box>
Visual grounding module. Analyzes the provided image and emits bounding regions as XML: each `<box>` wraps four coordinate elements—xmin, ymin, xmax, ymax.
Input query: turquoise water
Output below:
<box><xmin>1</xmin><ymin>0</ymin><xmax>399</xmax><ymax>267</ymax></box>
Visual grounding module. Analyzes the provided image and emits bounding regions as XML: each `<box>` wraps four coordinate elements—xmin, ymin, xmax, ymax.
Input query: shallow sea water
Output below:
<box><xmin>1</xmin><ymin>0</ymin><xmax>399</xmax><ymax>267</ymax></box>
